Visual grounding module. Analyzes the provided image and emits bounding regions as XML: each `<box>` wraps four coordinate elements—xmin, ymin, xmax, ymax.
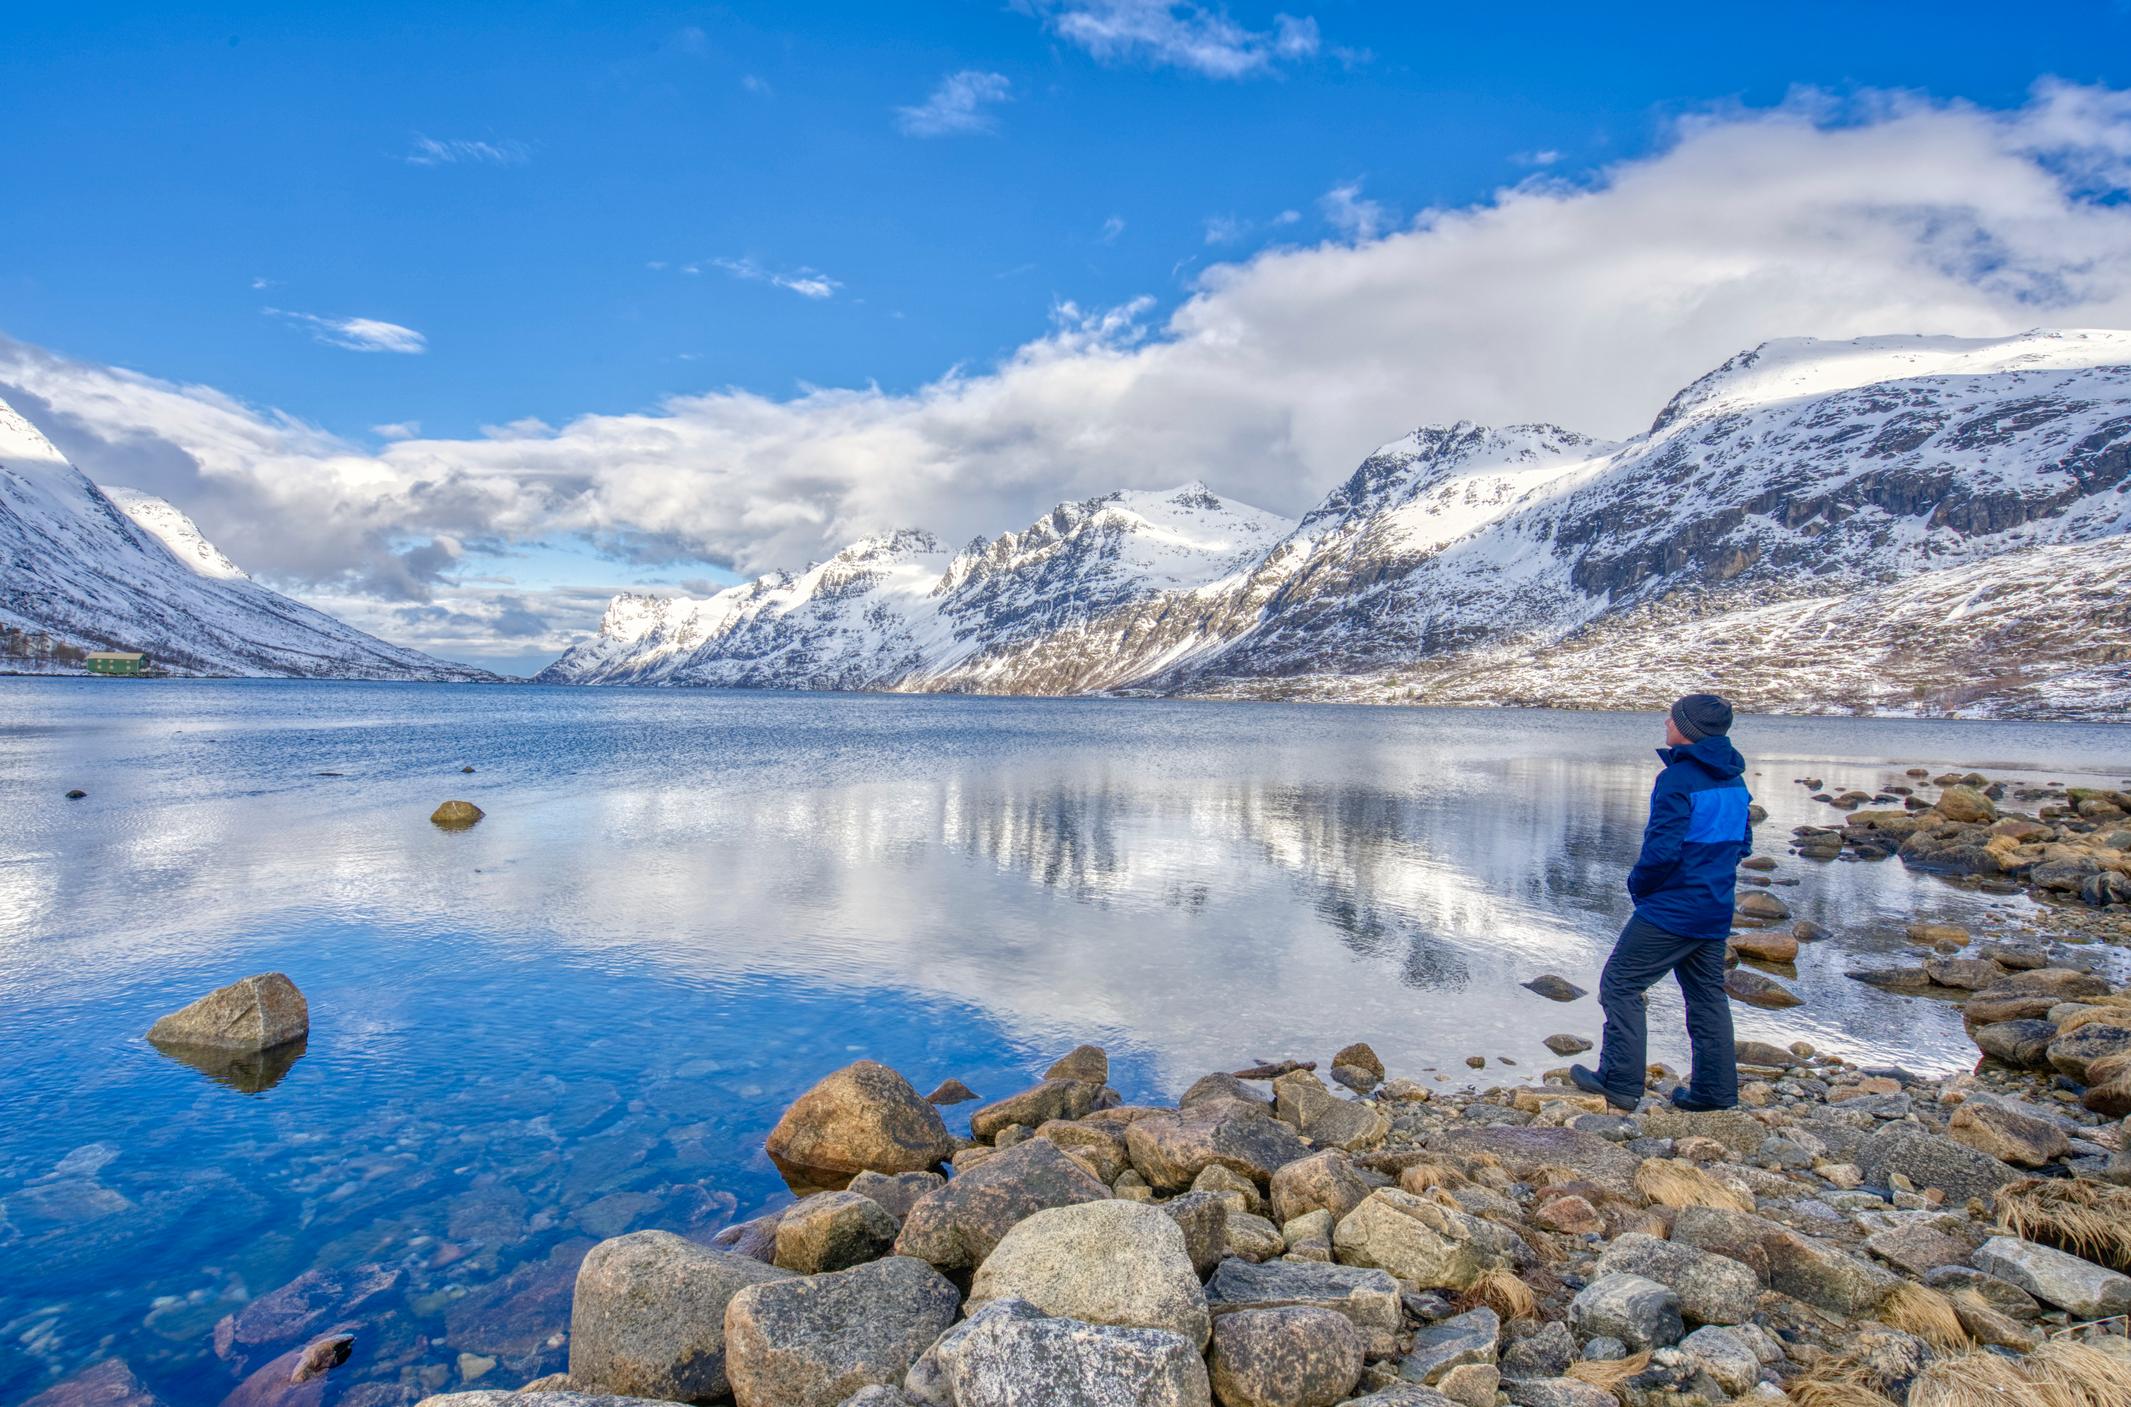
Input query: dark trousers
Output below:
<box><xmin>1594</xmin><ymin>913</ymin><xmax>1737</xmax><ymax>1107</ymax></box>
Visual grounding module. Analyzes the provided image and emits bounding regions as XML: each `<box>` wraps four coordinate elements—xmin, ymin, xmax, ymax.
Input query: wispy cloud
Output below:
<box><xmin>1319</xmin><ymin>180</ymin><xmax>1389</xmax><ymax>240</ymax></box>
<box><xmin>265</xmin><ymin>309</ymin><xmax>428</xmax><ymax>354</ymax></box>
<box><xmin>707</xmin><ymin>257</ymin><xmax>841</xmax><ymax>300</ymax></box>
<box><xmin>403</xmin><ymin>135</ymin><xmax>531</xmax><ymax>167</ymax></box>
<box><xmin>373</xmin><ymin>421</ymin><xmax>422</xmax><ymax>440</ymax></box>
<box><xmin>741</xmin><ymin>73</ymin><xmax>772</xmax><ymax>96</ymax></box>
<box><xmin>1205</xmin><ymin>208</ymin><xmax>1304</xmax><ymax>245</ymax></box>
<box><xmin>1020</xmin><ymin>1</ymin><xmax>1321</xmax><ymax>79</ymax></box>
<box><xmin>1515</xmin><ymin>149</ymin><xmax>1563</xmax><ymax>168</ymax></box>
<box><xmin>896</xmin><ymin>70</ymin><xmax>1013</xmax><ymax>136</ymax></box>
<box><xmin>1100</xmin><ymin>214</ymin><xmax>1126</xmax><ymax>243</ymax></box>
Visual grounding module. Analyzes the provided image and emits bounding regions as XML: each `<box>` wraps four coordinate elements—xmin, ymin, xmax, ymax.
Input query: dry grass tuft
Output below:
<box><xmin>1566</xmin><ymin>1349</ymin><xmax>1652</xmax><ymax>1397</ymax></box>
<box><xmin>1459</xmin><ymin>1267</ymin><xmax>1540</xmax><ymax>1321</ymax></box>
<box><xmin>1634</xmin><ymin>1157</ymin><xmax>1755</xmax><ymax>1214</ymax></box>
<box><xmin>1879</xmin><ymin>1282</ymin><xmax>1972</xmax><ymax>1352</ymax></box>
<box><xmin>1526</xmin><ymin>1162</ymin><xmax>1584</xmax><ymax>1190</ymax></box>
<box><xmin>1907</xmin><ymin>1350</ymin><xmax>2040</xmax><ymax>1407</ymax></box>
<box><xmin>2055</xmin><ymin>1006</ymin><xmax>2131</xmax><ymax>1035</ymax></box>
<box><xmin>1398</xmin><ymin>1161</ymin><xmax>1469</xmax><ymax>1193</ymax></box>
<box><xmin>1788</xmin><ymin>1362</ymin><xmax>1904</xmax><ymax>1407</ymax></box>
<box><xmin>2025</xmin><ymin>1338</ymin><xmax>2131</xmax><ymax>1407</ymax></box>
<box><xmin>1996</xmin><ymin>1179</ymin><xmax>2131</xmax><ymax>1270</ymax></box>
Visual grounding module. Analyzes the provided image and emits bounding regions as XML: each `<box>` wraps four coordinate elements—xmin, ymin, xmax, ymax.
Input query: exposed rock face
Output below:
<box><xmin>1126</xmin><ymin>1101</ymin><xmax>1312</xmax><ymax>1193</ymax></box>
<box><xmin>146</xmin><ymin>972</ymin><xmax>308</xmax><ymax>1053</ymax></box>
<box><xmin>1204</xmin><ymin>1260</ymin><xmax>1403</xmax><ymax>1360</ymax></box>
<box><xmin>723</xmin><ymin>1255</ymin><xmax>960</xmax><ymax>1407</ymax></box>
<box><xmin>765</xmin><ymin>1061</ymin><xmax>958</xmax><ymax>1188</ymax></box>
<box><xmin>968</xmin><ymin>1201</ymin><xmax>1211</xmax><ymax>1348</ymax></box>
<box><xmin>772</xmin><ymin>1190</ymin><xmax>900</xmax><ymax>1273</ymax></box>
<box><xmin>1972</xmin><ymin>1235</ymin><xmax>2131</xmax><ymax>1318</ymax></box>
<box><xmin>567</xmin><ymin>1229</ymin><xmax>792</xmax><ymax>1400</ymax></box>
<box><xmin>914</xmin><ymin>1298</ymin><xmax>1213</xmax><ymax>1407</ymax></box>
<box><xmin>1330</xmin><ymin>1190</ymin><xmax>1521</xmax><ymax>1291</ymax></box>
<box><xmin>1206</xmin><ymin>1306</ymin><xmax>1365</xmax><ymax>1407</ymax></box>
<box><xmin>895</xmin><ymin>1138</ymin><xmax>1109</xmax><ymax>1270</ymax></box>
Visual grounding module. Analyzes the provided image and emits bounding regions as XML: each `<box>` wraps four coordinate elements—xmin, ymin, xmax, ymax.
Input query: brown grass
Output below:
<box><xmin>1788</xmin><ymin>1361</ymin><xmax>1903</xmax><ymax>1407</ymax></box>
<box><xmin>2025</xmin><ymin>1338</ymin><xmax>2131</xmax><ymax>1407</ymax></box>
<box><xmin>1526</xmin><ymin>1162</ymin><xmax>1585</xmax><ymax>1190</ymax></box>
<box><xmin>1879</xmin><ymin>1282</ymin><xmax>1972</xmax><ymax>1352</ymax></box>
<box><xmin>1907</xmin><ymin>1351</ymin><xmax>2043</xmax><ymax>1407</ymax></box>
<box><xmin>2055</xmin><ymin>1006</ymin><xmax>2131</xmax><ymax>1035</ymax></box>
<box><xmin>1997</xmin><ymin>1179</ymin><xmax>2131</xmax><ymax>1270</ymax></box>
<box><xmin>1397</xmin><ymin>1161</ymin><xmax>1469</xmax><ymax>1193</ymax></box>
<box><xmin>1460</xmin><ymin>1267</ymin><xmax>1539</xmax><ymax>1321</ymax></box>
<box><xmin>1634</xmin><ymin>1157</ymin><xmax>1755</xmax><ymax>1214</ymax></box>
<box><xmin>1565</xmin><ymin>1349</ymin><xmax>1652</xmax><ymax>1397</ymax></box>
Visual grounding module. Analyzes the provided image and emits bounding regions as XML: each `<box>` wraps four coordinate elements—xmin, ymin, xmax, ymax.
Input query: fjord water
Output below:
<box><xmin>3</xmin><ymin>680</ymin><xmax>2127</xmax><ymax>1403</ymax></box>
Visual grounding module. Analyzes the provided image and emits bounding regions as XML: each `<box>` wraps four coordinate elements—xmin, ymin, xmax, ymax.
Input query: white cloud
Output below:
<box><xmin>403</xmin><ymin>135</ymin><xmax>531</xmax><ymax>167</ymax></box>
<box><xmin>10</xmin><ymin>83</ymin><xmax>2131</xmax><ymax>656</ymax></box>
<box><xmin>373</xmin><ymin>420</ymin><xmax>421</xmax><ymax>440</ymax></box>
<box><xmin>1319</xmin><ymin>179</ymin><xmax>1388</xmax><ymax>240</ymax></box>
<box><xmin>741</xmin><ymin>74</ymin><xmax>772</xmax><ymax>96</ymax></box>
<box><xmin>895</xmin><ymin>71</ymin><xmax>1012</xmax><ymax>137</ymax></box>
<box><xmin>1022</xmin><ymin>1</ymin><xmax>1322</xmax><ymax>79</ymax></box>
<box><xmin>264</xmin><ymin>309</ymin><xmax>428</xmax><ymax>354</ymax></box>
<box><xmin>1203</xmin><ymin>214</ymin><xmax>1246</xmax><ymax>244</ymax></box>
<box><xmin>1100</xmin><ymin>214</ymin><xmax>1127</xmax><ymax>243</ymax></box>
<box><xmin>708</xmin><ymin>256</ymin><xmax>841</xmax><ymax>300</ymax></box>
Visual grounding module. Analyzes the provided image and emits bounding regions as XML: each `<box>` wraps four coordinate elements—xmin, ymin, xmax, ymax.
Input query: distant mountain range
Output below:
<box><xmin>0</xmin><ymin>398</ymin><xmax>493</xmax><ymax>680</ymax></box>
<box><xmin>541</xmin><ymin>330</ymin><xmax>2131</xmax><ymax>720</ymax></box>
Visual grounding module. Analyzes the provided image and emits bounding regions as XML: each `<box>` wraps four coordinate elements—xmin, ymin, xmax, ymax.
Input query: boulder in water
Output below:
<box><xmin>147</xmin><ymin>973</ymin><xmax>308</xmax><ymax>1054</ymax></box>
<box><xmin>766</xmin><ymin>1060</ymin><xmax>957</xmax><ymax>1189</ymax></box>
<box><xmin>1522</xmin><ymin>975</ymin><xmax>1586</xmax><ymax>1002</ymax></box>
<box><xmin>430</xmin><ymin>800</ymin><xmax>484</xmax><ymax>828</ymax></box>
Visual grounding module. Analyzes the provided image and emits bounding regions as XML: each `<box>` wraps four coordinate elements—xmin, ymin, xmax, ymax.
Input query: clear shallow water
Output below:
<box><xmin>3</xmin><ymin>679</ymin><xmax>2128</xmax><ymax>1404</ymax></box>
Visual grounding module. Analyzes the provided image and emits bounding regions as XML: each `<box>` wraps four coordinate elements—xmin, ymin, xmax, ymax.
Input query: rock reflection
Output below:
<box><xmin>147</xmin><ymin>1035</ymin><xmax>307</xmax><ymax>1093</ymax></box>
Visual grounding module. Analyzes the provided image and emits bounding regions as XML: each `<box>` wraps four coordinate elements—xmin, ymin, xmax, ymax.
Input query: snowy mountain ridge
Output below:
<box><xmin>542</xmin><ymin>329</ymin><xmax>2131</xmax><ymax>718</ymax></box>
<box><xmin>0</xmin><ymin>396</ymin><xmax>494</xmax><ymax>680</ymax></box>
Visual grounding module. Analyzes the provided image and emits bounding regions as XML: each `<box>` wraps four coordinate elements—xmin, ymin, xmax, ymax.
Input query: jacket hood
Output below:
<box><xmin>1659</xmin><ymin>733</ymin><xmax>1746</xmax><ymax>779</ymax></box>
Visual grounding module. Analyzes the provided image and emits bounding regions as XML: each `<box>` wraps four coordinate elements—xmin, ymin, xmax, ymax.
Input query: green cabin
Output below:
<box><xmin>85</xmin><ymin>650</ymin><xmax>149</xmax><ymax>676</ymax></box>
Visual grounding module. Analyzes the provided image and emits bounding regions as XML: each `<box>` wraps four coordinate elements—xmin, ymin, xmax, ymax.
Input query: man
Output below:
<box><xmin>1572</xmin><ymin>693</ymin><xmax>1752</xmax><ymax>1112</ymax></box>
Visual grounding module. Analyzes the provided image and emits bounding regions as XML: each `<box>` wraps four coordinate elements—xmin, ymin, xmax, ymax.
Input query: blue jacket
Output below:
<box><xmin>1627</xmin><ymin>734</ymin><xmax>1754</xmax><ymax>939</ymax></box>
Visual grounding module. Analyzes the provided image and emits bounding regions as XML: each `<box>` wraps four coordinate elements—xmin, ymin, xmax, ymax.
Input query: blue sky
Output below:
<box><xmin>6</xmin><ymin>2</ymin><xmax>2131</xmax><ymax>672</ymax></box>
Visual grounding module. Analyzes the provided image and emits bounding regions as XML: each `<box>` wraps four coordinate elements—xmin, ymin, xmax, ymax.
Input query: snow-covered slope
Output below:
<box><xmin>541</xmin><ymin>329</ymin><xmax>2131</xmax><ymax>719</ymax></box>
<box><xmin>0</xmin><ymin>397</ymin><xmax>494</xmax><ymax>680</ymax></box>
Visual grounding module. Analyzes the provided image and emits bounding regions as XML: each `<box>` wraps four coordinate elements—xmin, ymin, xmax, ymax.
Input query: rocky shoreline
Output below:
<box><xmin>28</xmin><ymin>769</ymin><xmax>2131</xmax><ymax>1407</ymax></box>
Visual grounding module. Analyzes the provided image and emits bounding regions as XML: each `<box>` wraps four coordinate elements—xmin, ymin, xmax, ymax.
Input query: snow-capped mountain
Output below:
<box><xmin>545</xmin><ymin>329</ymin><xmax>2131</xmax><ymax>719</ymax></box>
<box><xmin>0</xmin><ymin>396</ymin><xmax>494</xmax><ymax>680</ymax></box>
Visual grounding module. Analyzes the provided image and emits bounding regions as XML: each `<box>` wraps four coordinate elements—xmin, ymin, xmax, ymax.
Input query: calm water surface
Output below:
<box><xmin>3</xmin><ymin>680</ymin><xmax>2128</xmax><ymax>1404</ymax></box>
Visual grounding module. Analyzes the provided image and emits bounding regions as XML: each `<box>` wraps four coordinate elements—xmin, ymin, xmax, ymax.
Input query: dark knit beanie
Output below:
<box><xmin>1671</xmin><ymin>693</ymin><xmax>1734</xmax><ymax>742</ymax></box>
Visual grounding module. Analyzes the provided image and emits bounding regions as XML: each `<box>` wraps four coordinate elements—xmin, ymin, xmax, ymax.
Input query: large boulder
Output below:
<box><xmin>146</xmin><ymin>973</ymin><xmax>308</xmax><ymax>1053</ymax></box>
<box><xmin>1764</xmin><ymin>1231</ymin><xmax>1901</xmax><ymax>1315</ymax></box>
<box><xmin>1971</xmin><ymin>1019</ymin><xmax>2058</xmax><ymax>1069</ymax></box>
<box><xmin>773</xmin><ymin>1191</ymin><xmax>900</xmax><ymax>1273</ymax></box>
<box><xmin>1126</xmin><ymin>1101</ymin><xmax>1312</xmax><ymax>1193</ymax></box>
<box><xmin>1947</xmin><ymin>1099</ymin><xmax>2069</xmax><ymax>1168</ymax></box>
<box><xmin>971</xmin><ymin>1080</ymin><xmax>1102</xmax><ymax>1142</ymax></box>
<box><xmin>847</xmin><ymin>1170</ymin><xmax>947</xmax><ymax>1224</ymax></box>
<box><xmin>1046</xmin><ymin>1045</ymin><xmax>1111</xmax><ymax>1084</ymax></box>
<box><xmin>894</xmin><ymin>1138</ymin><xmax>1108</xmax><ymax>1270</ymax></box>
<box><xmin>1205</xmin><ymin>1259</ymin><xmax>1402</xmax><ymax>1360</ymax></box>
<box><xmin>968</xmin><ymin>1201</ymin><xmax>1211</xmax><ymax>1348</ymax></box>
<box><xmin>723</xmin><ymin>1255</ymin><xmax>959</xmax><ymax>1407</ymax></box>
<box><xmin>1855</xmin><ymin>1125</ymin><xmax>2019</xmax><ymax>1204</ymax></box>
<box><xmin>1271</xmin><ymin>1072</ymin><xmax>1388</xmax><ymax>1151</ymax></box>
<box><xmin>1331</xmin><ymin>1190</ymin><xmax>1521</xmax><ymax>1291</ymax></box>
<box><xmin>1973</xmin><ymin>1235</ymin><xmax>2131</xmax><ymax>1318</ymax></box>
<box><xmin>2048</xmin><ymin>1023</ymin><xmax>2131</xmax><ymax>1083</ymax></box>
<box><xmin>569</xmin><ymin>1230</ymin><xmax>793</xmax><ymax>1401</ymax></box>
<box><xmin>1270</xmin><ymin>1151</ymin><xmax>1373</xmax><ymax>1227</ymax></box>
<box><xmin>1568</xmin><ymin>1274</ymin><xmax>1682</xmax><ymax>1351</ymax></box>
<box><xmin>1161</xmin><ymin>1191</ymin><xmax>1233</xmax><ymax>1278</ymax></box>
<box><xmin>1207</xmin><ymin>1306</ymin><xmax>1365</xmax><ymax>1407</ymax></box>
<box><xmin>1397</xmin><ymin>1307</ymin><xmax>1498</xmax><ymax>1385</ymax></box>
<box><xmin>766</xmin><ymin>1062</ymin><xmax>958</xmax><ymax>1189</ymax></box>
<box><xmin>1935</xmin><ymin>785</ymin><xmax>1997</xmax><ymax>823</ymax></box>
<box><xmin>911</xmin><ymin>1298</ymin><xmax>1211</xmax><ymax>1407</ymax></box>
<box><xmin>1593</xmin><ymin>1233</ymin><xmax>1757</xmax><ymax>1325</ymax></box>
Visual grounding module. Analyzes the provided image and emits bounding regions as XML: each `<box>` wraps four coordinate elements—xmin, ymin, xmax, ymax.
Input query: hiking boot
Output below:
<box><xmin>1670</xmin><ymin>1087</ymin><xmax>1738</xmax><ymax>1112</ymax></box>
<box><xmin>1569</xmin><ymin>1064</ymin><xmax>1638</xmax><ymax>1111</ymax></box>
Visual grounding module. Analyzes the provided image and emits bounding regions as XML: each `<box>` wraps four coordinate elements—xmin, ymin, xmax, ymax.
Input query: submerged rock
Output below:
<box><xmin>1522</xmin><ymin>976</ymin><xmax>1586</xmax><ymax>1003</ymax></box>
<box><xmin>147</xmin><ymin>972</ymin><xmax>308</xmax><ymax>1054</ymax></box>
